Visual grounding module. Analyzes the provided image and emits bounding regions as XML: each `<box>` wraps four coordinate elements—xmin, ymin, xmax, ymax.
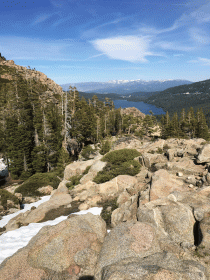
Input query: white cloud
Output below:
<box><xmin>189</xmin><ymin>27</ymin><xmax>210</xmax><ymax>44</ymax></box>
<box><xmin>190</xmin><ymin>2</ymin><xmax>210</xmax><ymax>23</ymax></box>
<box><xmin>83</xmin><ymin>53</ymin><xmax>106</xmax><ymax>60</ymax></box>
<box><xmin>32</xmin><ymin>13</ymin><xmax>55</xmax><ymax>26</ymax></box>
<box><xmin>91</xmin><ymin>36</ymin><xmax>151</xmax><ymax>62</ymax></box>
<box><xmin>188</xmin><ymin>57</ymin><xmax>210</xmax><ymax>66</ymax></box>
<box><xmin>52</xmin><ymin>15</ymin><xmax>73</xmax><ymax>27</ymax></box>
<box><xmin>173</xmin><ymin>54</ymin><xmax>184</xmax><ymax>57</ymax></box>
<box><xmin>155</xmin><ymin>41</ymin><xmax>194</xmax><ymax>52</ymax></box>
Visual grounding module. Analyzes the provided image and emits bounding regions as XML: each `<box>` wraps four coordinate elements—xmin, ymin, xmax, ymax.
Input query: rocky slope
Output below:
<box><xmin>0</xmin><ymin>59</ymin><xmax>63</xmax><ymax>96</ymax></box>
<box><xmin>1</xmin><ymin>136</ymin><xmax>210</xmax><ymax>279</ymax></box>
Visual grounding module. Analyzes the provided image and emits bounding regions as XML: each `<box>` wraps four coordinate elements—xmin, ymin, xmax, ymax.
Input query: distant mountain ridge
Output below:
<box><xmin>60</xmin><ymin>79</ymin><xmax>192</xmax><ymax>94</ymax></box>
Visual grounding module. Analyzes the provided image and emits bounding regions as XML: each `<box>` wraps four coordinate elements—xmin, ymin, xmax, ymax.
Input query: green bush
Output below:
<box><xmin>0</xmin><ymin>189</ymin><xmax>19</xmax><ymax>209</ymax></box>
<box><xmin>94</xmin><ymin>160</ymin><xmax>141</xmax><ymax>184</ymax></box>
<box><xmin>66</xmin><ymin>175</ymin><xmax>83</xmax><ymax>190</ymax></box>
<box><xmin>15</xmin><ymin>172</ymin><xmax>60</xmax><ymax>196</ymax></box>
<box><xmin>99</xmin><ymin>198</ymin><xmax>118</xmax><ymax>227</ymax></box>
<box><xmin>134</xmin><ymin>130</ymin><xmax>143</xmax><ymax>138</ymax></box>
<box><xmin>102</xmin><ymin>149</ymin><xmax>141</xmax><ymax>164</ymax></box>
<box><xmin>156</xmin><ymin>147</ymin><xmax>163</xmax><ymax>154</ymax></box>
<box><xmin>81</xmin><ymin>145</ymin><xmax>96</xmax><ymax>160</ymax></box>
<box><xmin>100</xmin><ymin>140</ymin><xmax>111</xmax><ymax>155</ymax></box>
<box><xmin>163</xmin><ymin>144</ymin><xmax>171</xmax><ymax>150</ymax></box>
<box><xmin>93</xmin><ymin>149</ymin><xmax>141</xmax><ymax>184</ymax></box>
<box><xmin>83</xmin><ymin>165</ymin><xmax>91</xmax><ymax>175</ymax></box>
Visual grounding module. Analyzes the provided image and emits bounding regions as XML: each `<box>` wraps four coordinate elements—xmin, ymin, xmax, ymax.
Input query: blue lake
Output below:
<box><xmin>113</xmin><ymin>100</ymin><xmax>165</xmax><ymax>115</ymax></box>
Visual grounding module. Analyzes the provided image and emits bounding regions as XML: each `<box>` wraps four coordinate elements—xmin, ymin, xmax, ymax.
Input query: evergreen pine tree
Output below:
<box><xmin>196</xmin><ymin>109</ymin><xmax>209</xmax><ymax>140</ymax></box>
<box><xmin>161</xmin><ymin>111</ymin><xmax>171</xmax><ymax>138</ymax></box>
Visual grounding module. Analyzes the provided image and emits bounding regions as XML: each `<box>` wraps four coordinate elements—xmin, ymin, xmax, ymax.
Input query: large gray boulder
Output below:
<box><xmin>95</xmin><ymin>221</ymin><xmax>162</xmax><ymax>279</ymax></box>
<box><xmin>150</xmin><ymin>169</ymin><xmax>185</xmax><ymax>201</ymax></box>
<box><xmin>0</xmin><ymin>213</ymin><xmax>107</xmax><ymax>280</ymax></box>
<box><xmin>197</xmin><ymin>144</ymin><xmax>210</xmax><ymax>163</ymax></box>
<box><xmin>111</xmin><ymin>194</ymin><xmax>138</xmax><ymax>227</ymax></box>
<box><xmin>167</xmin><ymin>158</ymin><xmax>205</xmax><ymax>175</ymax></box>
<box><xmin>137</xmin><ymin>197</ymin><xmax>195</xmax><ymax>246</ymax></box>
<box><xmin>140</xmin><ymin>153</ymin><xmax>167</xmax><ymax>168</ymax></box>
<box><xmin>94</xmin><ymin>220</ymin><xmax>208</xmax><ymax>280</ymax></box>
<box><xmin>99</xmin><ymin>175</ymin><xmax>137</xmax><ymax>196</ymax></box>
<box><xmin>99</xmin><ymin>253</ymin><xmax>207</xmax><ymax>280</ymax></box>
<box><xmin>64</xmin><ymin>159</ymin><xmax>95</xmax><ymax>180</ymax></box>
<box><xmin>80</xmin><ymin>159</ymin><xmax>107</xmax><ymax>184</ymax></box>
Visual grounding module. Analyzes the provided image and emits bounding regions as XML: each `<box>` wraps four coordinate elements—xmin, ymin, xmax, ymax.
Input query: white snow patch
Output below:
<box><xmin>0</xmin><ymin>195</ymin><xmax>51</xmax><ymax>228</ymax></box>
<box><xmin>0</xmin><ymin>204</ymin><xmax>102</xmax><ymax>264</ymax></box>
<box><xmin>0</xmin><ymin>158</ymin><xmax>8</xmax><ymax>177</ymax></box>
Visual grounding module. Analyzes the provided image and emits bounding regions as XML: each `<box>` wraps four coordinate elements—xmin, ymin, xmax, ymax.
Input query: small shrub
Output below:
<box><xmin>100</xmin><ymin>140</ymin><xmax>111</xmax><ymax>155</ymax></box>
<box><xmin>83</xmin><ymin>165</ymin><xmax>91</xmax><ymax>175</ymax></box>
<box><xmin>148</xmin><ymin>150</ymin><xmax>155</xmax><ymax>154</ymax></box>
<box><xmin>66</xmin><ymin>175</ymin><xmax>82</xmax><ymax>190</ymax></box>
<box><xmin>156</xmin><ymin>147</ymin><xmax>163</xmax><ymax>154</ymax></box>
<box><xmin>102</xmin><ymin>149</ymin><xmax>141</xmax><ymax>164</ymax></box>
<box><xmin>163</xmin><ymin>144</ymin><xmax>171</xmax><ymax>150</ymax></box>
<box><xmin>134</xmin><ymin>130</ymin><xmax>143</xmax><ymax>139</ymax></box>
<box><xmin>81</xmin><ymin>145</ymin><xmax>96</xmax><ymax>160</ymax></box>
<box><xmin>93</xmin><ymin>148</ymin><xmax>141</xmax><ymax>184</ymax></box>
<box><xmin>99</xmin><ymin>198</ymin><xmax>118</xmax><ymax>227</ymax></box>
<box><xmin>0</xmin><ymin>189</ymin><xmax>19</xmax><ymax>209</ymax></box>
<box><xmin>15</xmin><ymin>172</ymin><xmax>60</xmax><ymax>196</ymax></box>
<box><xmin>19</xmin><ymin>170</ymin><xmax>33</xmax><ymax>181</ymax></box>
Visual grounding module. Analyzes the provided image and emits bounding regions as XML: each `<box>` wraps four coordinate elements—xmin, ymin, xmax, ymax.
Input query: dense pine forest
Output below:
<box><xmin>126</xmin><ymin>79</ymin><xmax>210</xmax><ymax>126</ymax></box>
<box><xmin>0</xmin><ymin>55</ymin><xmax>209</xmax><ymax>181</ymax></box>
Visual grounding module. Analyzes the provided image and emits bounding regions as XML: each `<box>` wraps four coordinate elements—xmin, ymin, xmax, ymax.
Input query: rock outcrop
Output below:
<box><xmin>1</xmin><ymin>136</ymin><xmax>210</xmax><ymax>279</ymax></box>
<box><xmin>0</xmin><ymin>213</ymin><xmax>107</xmax><ymax>280</ymax></box>
<box><xmin>0</xmin><ymin>60</ymin><xmax>63</xmax><ymax>96</ymax></box>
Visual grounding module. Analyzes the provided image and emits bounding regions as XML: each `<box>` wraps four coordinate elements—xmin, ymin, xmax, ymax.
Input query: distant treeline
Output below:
<box><xmin>161</xmin><ymin>108</ymin><xmax>209</xmax><ymax>140</ymax></box>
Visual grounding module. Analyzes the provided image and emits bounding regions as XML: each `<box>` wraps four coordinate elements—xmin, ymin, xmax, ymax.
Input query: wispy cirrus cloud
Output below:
<box><xmin>189</xmin><ymin>27</ymin><xmax>210</xmax><ymax>44</ymax></box>
<box><xmin>52</xmin><ymin>15</ymin><xmax>74</xmax><ymax>27</ymax></box>
<box><xmin>32</xmin><ymin>13</ymin><xmax>56</xmax><ymax>26</ymax></box>
<box><xmin>155</xmin><ymin>41</ymin><xmax>195</xmax><ymax>52</ymax></box>
<box><xmin>86</xmin><ymin>1</ymin><xmax>210</xmax><ymax>64</ymax></box>
<box><xmin>188</xmin><ymin>57</ymin><xmax>210</xmax><ymax>66</ymax></box>
<box><xmin>173</xmin><ymin>54</ymin><xmax>184</xmax><ymax>57</ymax></box>
<box><xmin>190</xmin><ymin>1</ymin><xmax>210</xmax><ymax>23</ymax></box>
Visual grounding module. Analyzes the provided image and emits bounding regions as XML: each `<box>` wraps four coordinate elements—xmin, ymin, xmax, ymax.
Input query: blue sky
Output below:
<box><xmin>0</xmin><ymin>0</ymin><xmax>210</xmax><ymax>84</ymax></box>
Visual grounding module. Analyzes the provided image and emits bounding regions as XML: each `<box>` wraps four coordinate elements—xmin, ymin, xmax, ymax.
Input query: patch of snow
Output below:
<box><xmin>0</xmin><ymin>195</ymin><xmax>51</xmax><ymax>228</ymax></box>
<box><xmin>0</xmin><ymin>204</ymin><xmax>102</xmax><ymax>264</ymax></box>
<box><xmin>0</xmin><ymin>158</ymin><xmax>8</xmax><ymax>177</ymax></box>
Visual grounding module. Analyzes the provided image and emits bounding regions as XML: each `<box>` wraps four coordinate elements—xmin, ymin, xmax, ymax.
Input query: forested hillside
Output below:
<box><xmin>0</xmin><ymin>59</ymin><xmax>63</xmax><ymax>179</ymax></box>
<box><xmin>0</xmin><ymin>57</ymin><xmax>153</xmax><ymax>180</ymax></box>
<box><xmin>143</xmin><ymin>79</ymin><xmax>210</xmax><ymax>125</ymax></box>
<box><xmin>0</xmin><ymin>56</ymin><xmax>209</xmax><ymax>182</ymax></box>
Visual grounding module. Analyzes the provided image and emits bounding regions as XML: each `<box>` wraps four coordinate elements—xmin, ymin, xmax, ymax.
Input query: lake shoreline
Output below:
<box><xmin>113</xmin><ymin>99</ymin><xmax>165</xmax><ymax>115</ymax></box>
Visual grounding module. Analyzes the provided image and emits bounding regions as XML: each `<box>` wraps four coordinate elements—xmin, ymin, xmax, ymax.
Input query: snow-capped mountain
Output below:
<box><xmin>60</xmin><ymin>79</ymin><xmax>192</xmax><ymax>94</ymax></box>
